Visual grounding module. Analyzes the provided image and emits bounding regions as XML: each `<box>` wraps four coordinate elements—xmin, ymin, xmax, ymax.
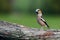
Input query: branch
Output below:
<box><xmin>0</xmin><ymin>20</ymin><xmax>60</xmax><ymax>40</ymax></box>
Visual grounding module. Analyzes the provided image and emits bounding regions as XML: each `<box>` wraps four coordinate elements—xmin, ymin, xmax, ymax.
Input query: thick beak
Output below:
<box><xmin>36</xmin><ymin>12</ymin><xmax>38</xmax><ymax>14</ymax></box>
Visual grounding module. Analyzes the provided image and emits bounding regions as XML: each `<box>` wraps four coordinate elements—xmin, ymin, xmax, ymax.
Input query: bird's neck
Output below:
<box><xmin>38</xmin><ymin>13</ymin><xmax>42</xmax><ymax>17</ymax></box>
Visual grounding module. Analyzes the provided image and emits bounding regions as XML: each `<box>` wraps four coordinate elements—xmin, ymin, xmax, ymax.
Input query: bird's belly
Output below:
<box><xmin>37</xmin><ymin>20</ymin><xmax>45</xmax><ymax>26</ymax></box>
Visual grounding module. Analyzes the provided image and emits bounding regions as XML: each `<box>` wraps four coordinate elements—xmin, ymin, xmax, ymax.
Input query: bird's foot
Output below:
<box><xmin>40</xmin><ymin>27</ymin><xmax>44</xmax><ymax>31</ymax></box>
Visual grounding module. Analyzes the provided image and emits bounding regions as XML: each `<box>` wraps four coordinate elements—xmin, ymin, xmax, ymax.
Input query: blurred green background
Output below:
<box><xmin>0</xmin><ymin>0</ymin><xmax>60</xmax><ymax>29</ymax></box>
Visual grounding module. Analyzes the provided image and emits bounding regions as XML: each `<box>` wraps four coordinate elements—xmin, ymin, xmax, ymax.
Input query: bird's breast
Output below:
<box><xmin>37</xmin><ymin>18</ymin><xmax>45</xmax><ymax>26</ymax></box>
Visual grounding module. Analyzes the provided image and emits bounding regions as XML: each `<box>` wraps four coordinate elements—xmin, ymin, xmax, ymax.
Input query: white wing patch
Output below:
<box><xmin>41</xmin><ymin>18</ymin><xmax>45</xmax><ymax>21</ymax></box>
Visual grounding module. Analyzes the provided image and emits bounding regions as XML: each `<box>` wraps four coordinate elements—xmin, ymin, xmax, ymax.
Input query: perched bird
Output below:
<box><xmin>35</xmin><ymin>9</ymin><xmax>50</xmax><ymax>30</ymax></box>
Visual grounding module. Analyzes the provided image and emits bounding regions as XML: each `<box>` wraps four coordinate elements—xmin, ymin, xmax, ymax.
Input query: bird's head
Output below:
<box><xmin>35</xmin><ymin>9</ymin><xmax>42</xmax><ymax>14</ymax></box>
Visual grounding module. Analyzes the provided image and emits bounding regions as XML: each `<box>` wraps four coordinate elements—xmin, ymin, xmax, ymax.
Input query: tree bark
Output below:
<box><xmin>0</xmin><ymin>20</ymin><xmax>60</xmax><ymax>40</ymax></box>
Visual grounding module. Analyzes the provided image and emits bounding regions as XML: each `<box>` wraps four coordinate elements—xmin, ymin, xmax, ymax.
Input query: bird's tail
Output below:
<box><xmin>44</xmin><ymin>22</ymin><xmax>50</xmax><ymax>29</ymax></box>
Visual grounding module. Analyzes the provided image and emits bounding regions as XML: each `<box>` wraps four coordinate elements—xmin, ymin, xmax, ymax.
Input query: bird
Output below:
<box><xmin>35</xmin><ymin>9</ymin><xmax>50</xmax><ymax>30</ymax></box>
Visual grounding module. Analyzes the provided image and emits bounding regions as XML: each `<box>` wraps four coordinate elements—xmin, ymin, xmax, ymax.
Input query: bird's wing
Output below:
<box><xmin>41</xmin><ymin>18</ymin><xmax>45</xmax><ymax>22</ymax></box>
<box><xmin>41</xmin><ymin>18</ymin><xmax>50</xmax><ymax>28</ymax></box>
